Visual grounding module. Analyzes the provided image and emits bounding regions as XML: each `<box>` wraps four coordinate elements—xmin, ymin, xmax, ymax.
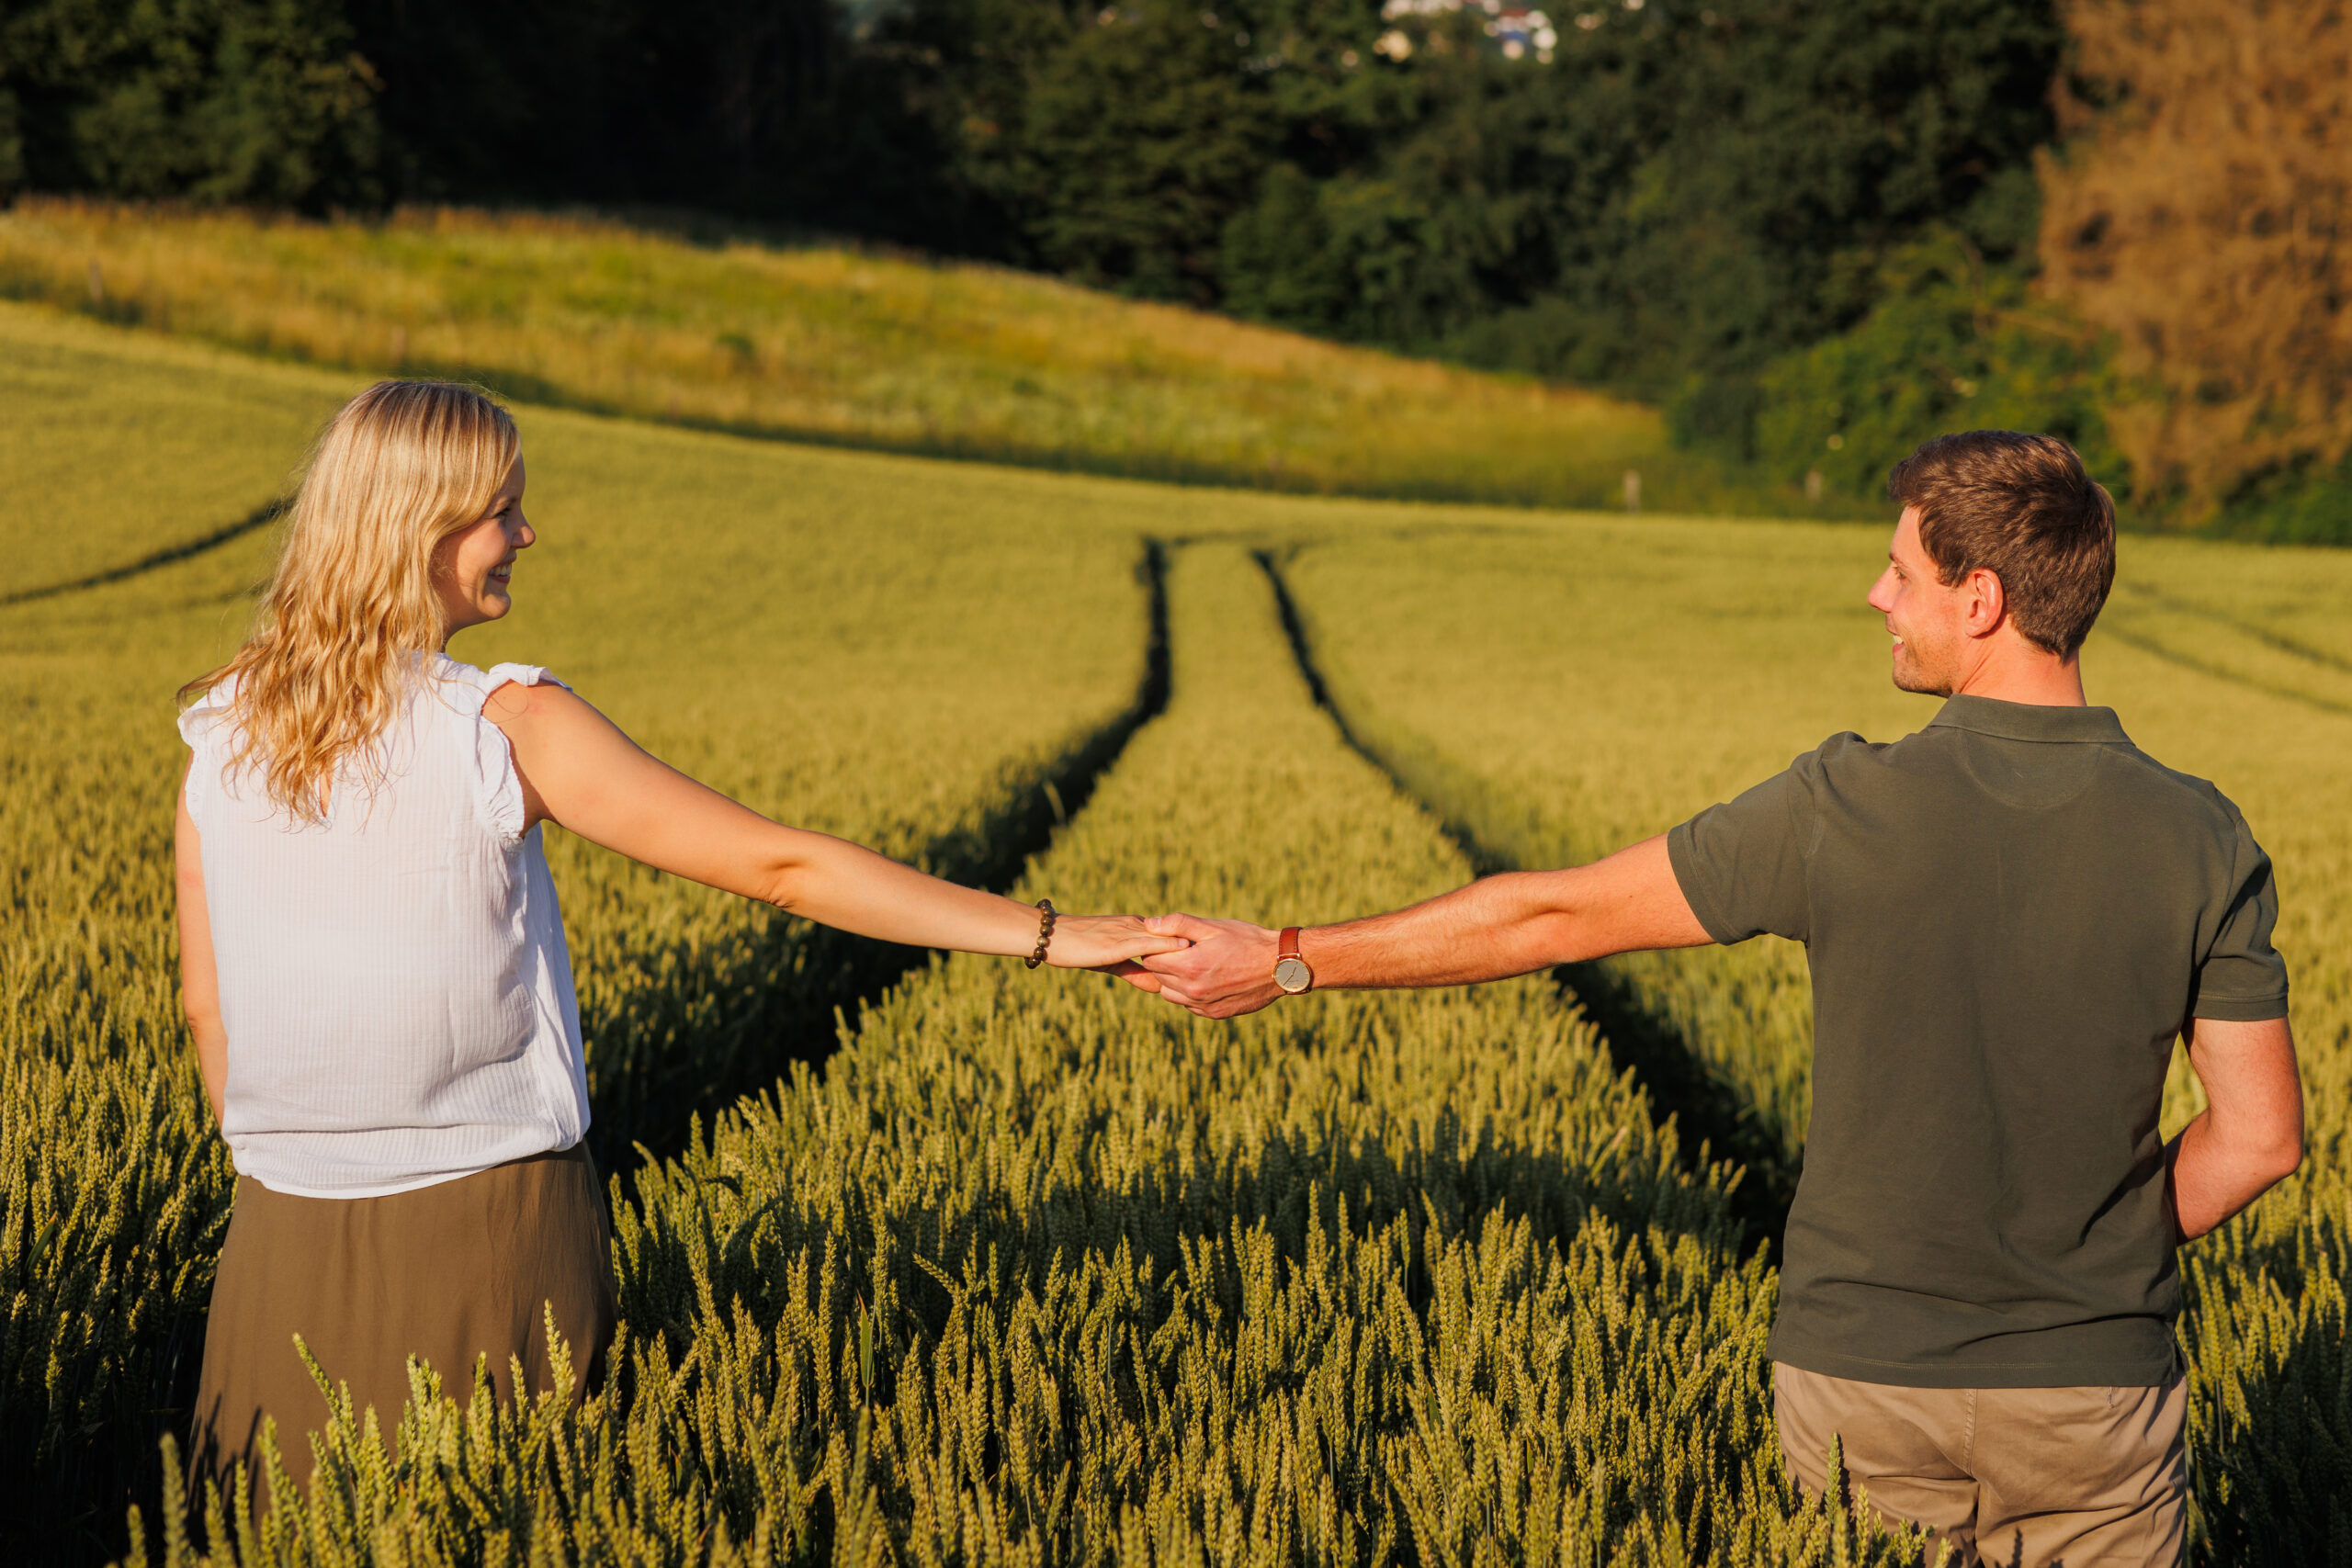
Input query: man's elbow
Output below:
<box><xmin>2230</xmin><ymin>1106</ymin><xmax>2306</xmax><ymax>1189</ymax></box>
<box><xmin>2258</xmin><ymin>1072</ymin><xmax>2307</xmax><ymax>1182</ymax></box>
<box><xmin>1514</xmin><ymin>895</ymin><xmax>1590</xmax><ymax>968</ymax></box>
<box><xmin>2258</xmin><ymin>1124</ymin><xmax>2305</xmax><ymax>1184</ymax></box>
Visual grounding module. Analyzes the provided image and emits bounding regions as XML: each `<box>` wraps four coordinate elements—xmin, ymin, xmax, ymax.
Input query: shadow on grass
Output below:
<box><xmin>2179</xmin><ymin>1201</ymin><xmax>2352</xmax><ymax>1563</ymax></box>
<box><xmin>1251</xmin><ymin>547</ymin><xmax>1796</xmax><ymax>1255</ymax></box>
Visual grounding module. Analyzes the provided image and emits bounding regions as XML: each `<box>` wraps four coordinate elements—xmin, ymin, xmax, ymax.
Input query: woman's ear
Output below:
<box><xmin>425</xmin><ymin>526</ymin><xmax>462</xmax><ymax>582</ymax></box>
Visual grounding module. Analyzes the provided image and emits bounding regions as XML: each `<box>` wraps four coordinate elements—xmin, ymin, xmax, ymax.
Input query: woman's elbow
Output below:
<box><xmin>750</xmin><ymin>827</ymin><xmax>865</xmax><ymax>912</ymax></box>
<box><xmin>180</xmin><ymin>991</ymin><xmax>221</xmax><ymax>1037</ymax></box>
<box><xmin>755</xmin><ymin>858</ymin><xmax>804</xmax><ymax>911</ymax></box>
<box><xmin>754</xmin><ymin>842</ymin><xmax>822</xmax><ymax>911</ymax></box>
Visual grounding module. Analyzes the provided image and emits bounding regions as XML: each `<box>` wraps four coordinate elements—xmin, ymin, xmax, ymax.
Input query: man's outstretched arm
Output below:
<box><xmin>1140</xmin><ymin>834</ymin><xmax>1713</xmax><ymax>1018</ymax></box>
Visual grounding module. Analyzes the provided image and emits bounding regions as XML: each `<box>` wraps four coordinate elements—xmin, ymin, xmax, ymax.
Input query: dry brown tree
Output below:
<box><xmin>2038</xmin><ymin>0</ymin><xmax>2348</xmax><ymax>523</ymax></box>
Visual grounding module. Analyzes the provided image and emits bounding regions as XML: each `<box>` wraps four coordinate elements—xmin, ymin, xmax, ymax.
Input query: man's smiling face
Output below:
<box><xmin>1866</xmin><ymin>504</ymin><xmax>1970</xmax><ymax>695</ymax></box>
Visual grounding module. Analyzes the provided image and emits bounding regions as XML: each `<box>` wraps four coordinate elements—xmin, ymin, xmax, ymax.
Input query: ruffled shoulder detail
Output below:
<box><xmin>433</xmin><ymin>657</ymin><xmax>572</xmax><ymax>841</ymax></box>
<box><xmin>176</xmin><ymin>673</ymin><xmax>245</xmax><ymax>815</ymax></box>
<box><xmin>176</xmin><ymin>671</ymin><xmax>243</xmax><ymax>747</ymax></box>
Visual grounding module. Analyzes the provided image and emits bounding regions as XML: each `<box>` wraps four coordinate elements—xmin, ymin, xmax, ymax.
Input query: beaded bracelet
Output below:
<box><xmin>1023</xmin><ymin>898</ymin><xmax>1057</xmax><ymax>969</ymax></box>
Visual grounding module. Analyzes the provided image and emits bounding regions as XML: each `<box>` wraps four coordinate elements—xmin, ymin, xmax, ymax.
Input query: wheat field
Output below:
<box><xmin>2</xmin><ymin>299</ymin><xmax>2343</xmax><ymax>1563</ymax></box>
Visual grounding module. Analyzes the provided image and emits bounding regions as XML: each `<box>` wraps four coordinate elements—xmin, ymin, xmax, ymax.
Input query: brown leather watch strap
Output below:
<box><xmin>1273</xmin><ymin>927</ymin><xmax>1315</xmax><ymax>994</ymax></box>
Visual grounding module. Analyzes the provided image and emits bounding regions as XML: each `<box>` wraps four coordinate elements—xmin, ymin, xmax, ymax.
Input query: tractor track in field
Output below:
<box><xmin>2109</xmin><ymin>580</ymin><xmax>2352</xmax><ymax>679</ymax></box>
<box><xmin>592</xmin><ymin>540</ymin><xmax>1173</xmax><ymax>1166</ymax></box>
<box><xmin>1</xmin><ymin>499</ymin><xmax>287</xmax><ymax>607</ymax></box>
<box><xmin>2097</xmin><ymin>623</ymin><xmax>2352</xmax><ymax>719</ymax></box>
<box><xmin>1254</xmin><ymin>547</ymin><xmax>1795</xmax><ymax>1253</ymax></box>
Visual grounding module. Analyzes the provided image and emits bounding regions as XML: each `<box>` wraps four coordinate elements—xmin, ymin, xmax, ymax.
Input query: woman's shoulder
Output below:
<box><xmin>176</xmin><ymin>671</ymin><xmax>245</xmax><ymax>749</ymax></box>
<box><xmin>429</xmin><ymin>655</ymin><xmax>571</xmax><ymax>716</ymax></box>
<box><xmin>426</xmin><ymin>657</ymin><xmax>571</xmax><ymax>840</ymax></box>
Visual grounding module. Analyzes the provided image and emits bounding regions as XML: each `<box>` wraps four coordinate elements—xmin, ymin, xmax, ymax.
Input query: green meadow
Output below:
<box><xmin>2</xmin><ymin>296</ymin><xmax>2343</xmax><ymax>1564</ymax></box>
<box><xmin>0</xmin><ymin>201</ymin><xmax>1783</xmax><ymax>516</ymax></box>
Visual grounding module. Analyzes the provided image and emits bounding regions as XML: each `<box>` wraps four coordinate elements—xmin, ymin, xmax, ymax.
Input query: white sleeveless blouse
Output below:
<box><xmin>179</xmin><ymin>656</ymin><xmax>591</xmax><ymax>1198</ymax></box>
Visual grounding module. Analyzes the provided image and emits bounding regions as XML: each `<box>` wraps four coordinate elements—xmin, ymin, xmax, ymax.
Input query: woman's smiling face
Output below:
<box><xmin>434</xmin><ymin>457</ymin><xmax>532</xmax><ymax>645</ymax></box>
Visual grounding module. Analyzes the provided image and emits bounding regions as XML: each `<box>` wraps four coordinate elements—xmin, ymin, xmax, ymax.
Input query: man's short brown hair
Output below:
<box><xmin>1889</xmin><ymin>432</ymin><xmax>2117</xmax><ymax>659</ymax></box>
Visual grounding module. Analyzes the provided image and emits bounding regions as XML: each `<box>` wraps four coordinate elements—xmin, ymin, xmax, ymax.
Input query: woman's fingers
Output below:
<box><xmin>1044</xmin><ymin>914</ymin><xmax>1193</xmax><ymax>969</ymax></box>
<box><xmin>1100</xmin><ymin>962</ymin><xmax>1164</xmax><ymax>992</ymax></box>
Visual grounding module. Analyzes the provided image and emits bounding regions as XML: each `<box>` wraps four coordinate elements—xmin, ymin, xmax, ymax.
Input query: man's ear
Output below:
<box><xmin>1962</xmin><ymin>566</ymin><xmax>2008</xmax><ymax>640</ymax></box>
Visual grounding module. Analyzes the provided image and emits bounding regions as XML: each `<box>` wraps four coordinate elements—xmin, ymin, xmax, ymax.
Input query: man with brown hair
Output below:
<box><xmin>1139</xmin><ymin>430</ymin><xmax>2305</xmax><ymax>1564</ymax></box>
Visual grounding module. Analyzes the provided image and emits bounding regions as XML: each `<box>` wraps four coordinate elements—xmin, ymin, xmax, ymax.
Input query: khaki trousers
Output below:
<box><xmin>1774</xmin><ymin>1362</ymin><xmax>2188</xmax><ymax>1567</ymax></box>
<box><xmin>190</xmin><ymin>1143</ymin><xmax>616</xmax><ymax>1494</ymax></box>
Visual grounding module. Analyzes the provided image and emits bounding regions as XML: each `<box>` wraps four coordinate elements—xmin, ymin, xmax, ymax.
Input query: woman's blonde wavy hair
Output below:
<box><xmin>184</xmin><ymin>380</ymin><xmax>520</xmax><ymax>821</ymax></box>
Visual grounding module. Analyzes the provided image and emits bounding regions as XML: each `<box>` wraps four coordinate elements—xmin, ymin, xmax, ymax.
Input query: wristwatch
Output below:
<box><xmin>1273</xmin><ymin>927</ymin><xmax>1315</xmax><ymax>995</ymax></box>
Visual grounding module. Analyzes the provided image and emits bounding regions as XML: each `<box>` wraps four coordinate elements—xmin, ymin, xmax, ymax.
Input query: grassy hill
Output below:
<box><xmin>0</xmin><ymin>199</ymin><xmax>1811</xmax><ymax>516</ymax></box>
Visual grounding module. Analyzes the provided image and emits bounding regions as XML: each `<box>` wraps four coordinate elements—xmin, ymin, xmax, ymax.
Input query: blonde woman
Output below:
<box><xmin>177</xmin><ymin>380</ymin><xmax>1183</xmax><ymax>1483</ymax></box>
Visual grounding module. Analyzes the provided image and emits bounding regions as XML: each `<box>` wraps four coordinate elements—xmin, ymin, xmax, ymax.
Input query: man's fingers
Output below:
<box><xmin>1146</xmin><ymin>911</ymin><xmax>1227</xmax><ymax>942</ymax></box>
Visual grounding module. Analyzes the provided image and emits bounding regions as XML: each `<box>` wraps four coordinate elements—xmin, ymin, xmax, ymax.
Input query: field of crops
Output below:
<box><xmin>3</xmin><ymin>297</ymin><xmax>2346</xmax><ymax>1563</ymax></box>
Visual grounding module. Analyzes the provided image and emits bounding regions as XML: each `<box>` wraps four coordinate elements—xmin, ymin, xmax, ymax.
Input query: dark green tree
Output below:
<box><xmin>1750</xmin><ymin>228</ymin><xmax>2121</xmax><ymax>498</ymax></box>
<box><xmin>883</xmin><ymin>0</ymin><xmax>2063</xmax><ymax>392</ymax></box>
<box><xmin>0</xmin><ymin>0</ymin><xmax>381</xmax><ymax>207</ymax></box>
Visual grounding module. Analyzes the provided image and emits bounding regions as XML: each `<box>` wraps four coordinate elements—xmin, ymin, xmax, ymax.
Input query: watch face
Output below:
<box><xmin>1273</xmin><ymin>955</ymin><xmax>1313</xmax><ymax>994</ymax></box>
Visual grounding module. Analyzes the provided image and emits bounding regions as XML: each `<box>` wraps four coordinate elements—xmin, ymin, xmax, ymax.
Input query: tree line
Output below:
<box><xmin>2</xmin><ymin>0</ymin><xmax>2340</xmax><ymax>536</ymax></box>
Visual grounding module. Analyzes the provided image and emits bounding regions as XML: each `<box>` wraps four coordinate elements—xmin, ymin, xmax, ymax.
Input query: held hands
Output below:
<box><xmin>1133</xmin><ymin>914</ymin><xmax>1288</xmax><ymax>1018</ymax></box>
<box><xmin>1043</xmin><ymin>914</ymin><xmax>1194</xmax><ymax>978</ymax></box>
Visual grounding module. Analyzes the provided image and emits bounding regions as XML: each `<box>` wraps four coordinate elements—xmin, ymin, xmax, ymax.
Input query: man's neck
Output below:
<box><xmin>1948</xmin><ymin>639</ymin><xmax>2087</xmax><ymax>707</ymax></box>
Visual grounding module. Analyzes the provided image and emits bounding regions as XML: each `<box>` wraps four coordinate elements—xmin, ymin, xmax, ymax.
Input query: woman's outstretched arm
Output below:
<box><xmin>486</xmin><ymin>681</ymin><xmax>1183</xmax><ymax>972</ymax></box>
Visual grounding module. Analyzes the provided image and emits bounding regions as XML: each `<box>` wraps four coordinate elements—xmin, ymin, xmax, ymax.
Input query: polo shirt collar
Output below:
<box><xmin>1928</xmin><ymin>694</ymin><xmax>2129</xmax><ymax>744</ymax></box>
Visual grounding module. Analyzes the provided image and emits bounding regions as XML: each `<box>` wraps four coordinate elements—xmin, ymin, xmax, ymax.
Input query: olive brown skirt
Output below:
<box><xmin>189</xmin><ymin>1143</ymin><xmax>616</xmax><ymax>1488</ymax></box>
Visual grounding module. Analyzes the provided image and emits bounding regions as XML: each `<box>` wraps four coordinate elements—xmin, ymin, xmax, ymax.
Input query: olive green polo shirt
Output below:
<box><xmin>1668</xmin><ymin>694</ymin><xmax>2289</xmax><ymax>1389</ymax></box>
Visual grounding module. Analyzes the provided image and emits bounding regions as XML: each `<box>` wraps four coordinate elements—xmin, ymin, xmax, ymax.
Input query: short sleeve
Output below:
<box><xmin>175</xmin><ymin>677</ymin><xmax>239</xmax><ymax>818</ymax></box>
<box><xmin>2189</xmin><ymin>801</ymin><xmax>2290</xmax><ymax>1021</ymax></box>
<box><xmin>1667</xmin><ymin>741</ymin><xmax>1839</xmax><ymax>946</ymax></box>
<box><xmin>435</xmin><ymin>660</ymin><xmax>571</xmax><ymax>841</ymax></box>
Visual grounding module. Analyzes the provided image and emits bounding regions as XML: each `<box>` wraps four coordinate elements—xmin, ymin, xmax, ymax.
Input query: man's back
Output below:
<box><xmin>1670</xmin><ymin>694</ymin><xmax>2287</xmax><ymax>1387</ymax></box>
